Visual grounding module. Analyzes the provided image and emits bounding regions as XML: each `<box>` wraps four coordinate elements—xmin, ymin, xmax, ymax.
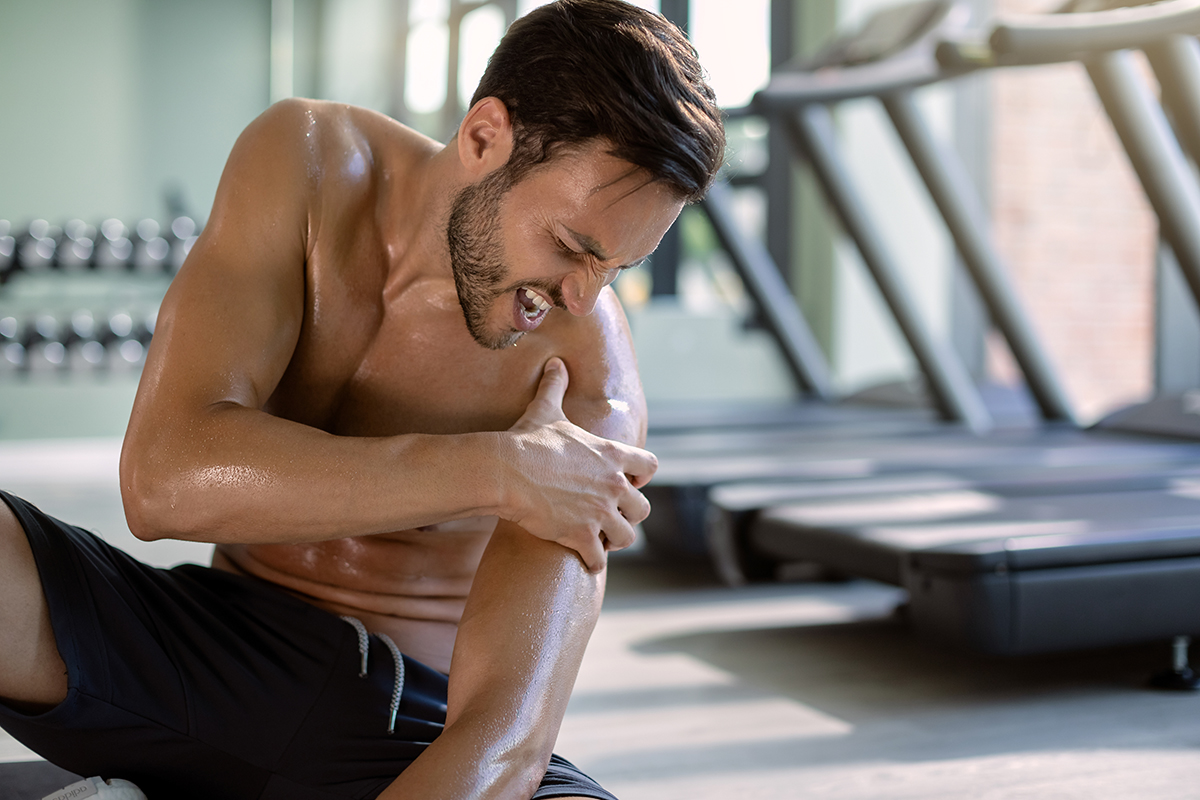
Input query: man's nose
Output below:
<box><xmin>561</xmin><ymin>270</ymin><xmax>606</xmax><ymax>316</ymax></box>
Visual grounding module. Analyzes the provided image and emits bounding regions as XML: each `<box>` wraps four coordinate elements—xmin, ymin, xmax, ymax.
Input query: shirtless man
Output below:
<box><xmin>0</xmin><ymin>1</ymin><xmax>723</xmax><ymax>798</ymax></box>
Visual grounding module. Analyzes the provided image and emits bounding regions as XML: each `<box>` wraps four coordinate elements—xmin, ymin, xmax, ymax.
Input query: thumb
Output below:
<box><xmin>530</xmin><ymin>357</ymin><xmax>569</xmax><ymax>418</ymax></box>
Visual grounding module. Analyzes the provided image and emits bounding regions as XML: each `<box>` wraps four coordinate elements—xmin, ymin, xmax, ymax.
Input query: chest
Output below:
<box><xmin>349</xmin><ymin>298</ymin><xmax>558</xmax><ymax>435</ymax></box>
<box><xmin>270</xmin><ymin>269</ymin><xmax>561</xmax><ymax>437</ymax></box>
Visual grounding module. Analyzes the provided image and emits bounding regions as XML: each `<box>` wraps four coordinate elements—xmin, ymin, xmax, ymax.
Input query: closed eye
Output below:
<box><xmin>557</xmin><ymin>229</ymin><xmax>648</xmax><ymax>271</ymax></box>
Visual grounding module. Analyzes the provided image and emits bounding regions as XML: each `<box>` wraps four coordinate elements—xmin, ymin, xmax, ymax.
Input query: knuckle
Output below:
<box><xmin>604</xmin><ymin>473</ymin><xmax>628</xmax><ymax>495</ymax></box>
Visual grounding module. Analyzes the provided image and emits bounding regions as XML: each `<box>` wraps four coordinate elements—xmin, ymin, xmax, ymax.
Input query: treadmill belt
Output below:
<box><xmin>649</xmin><ymin>426</ymin><xmax>1200</xmax><ymax>484</ymax></box>
<box><xmin>752</xmin><ymin>485</ymin><xmax>1200</xmax><ymax>581</ymax></box>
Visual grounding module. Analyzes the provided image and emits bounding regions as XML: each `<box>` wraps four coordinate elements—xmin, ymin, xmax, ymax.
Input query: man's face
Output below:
<box><xmin>447</xmin><ymin>142</ymin><xmax>684</xmax><ymax>350</ymax></box>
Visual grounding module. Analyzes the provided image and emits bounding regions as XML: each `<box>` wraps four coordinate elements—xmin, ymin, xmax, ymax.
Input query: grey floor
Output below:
<box><xmin>2</xmin><ymin>438</ymin><xmax>1199</xmax><ymax>799</ymax></box>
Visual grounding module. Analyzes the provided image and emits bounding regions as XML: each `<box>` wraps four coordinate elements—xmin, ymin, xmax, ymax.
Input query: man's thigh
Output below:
<box><xmin>0</xmin><ymin>493</ymin><xmax>616</xmax><ymax>799</ymax></box>
<box><xmin>0</xmin><ymin>490</ymin><xmax>437</xmax><ymax>798</ymax></box>
<box><xmin>0</xmin><ymin>495</ymin><xmax>67</xmax><ymax>711</ymax></box>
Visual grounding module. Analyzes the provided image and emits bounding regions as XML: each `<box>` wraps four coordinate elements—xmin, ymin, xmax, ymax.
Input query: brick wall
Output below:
<box><xmin>989</xmin><ymin>0</ymin><xmax>1157</xmax><ymax>421</ymax></box>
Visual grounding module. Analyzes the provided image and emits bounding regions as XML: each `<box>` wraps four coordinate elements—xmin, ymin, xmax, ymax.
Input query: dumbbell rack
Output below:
<box><xmin>0</xmin><ymin>216</ymin><xmax>199</xmax><ymax>376</ymax></box>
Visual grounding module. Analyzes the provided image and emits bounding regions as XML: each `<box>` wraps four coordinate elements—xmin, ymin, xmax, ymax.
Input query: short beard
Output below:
<box><xmin>446</xmin><ymin>167</ymin><xmax>519</xmax><ymax>350</ymax></box>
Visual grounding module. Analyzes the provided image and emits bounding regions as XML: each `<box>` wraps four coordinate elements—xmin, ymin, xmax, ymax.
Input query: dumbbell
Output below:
<box><xmin>133</xmin><ymin>219</ymin><xmax>171</xmax><ymax>275</ymax></box>
<box><xmin>63</xmin><ymin>309</ymin><xmax>107</xmax><ymax>371</ymax></box>
<box><xmin>8</xmin><ymin>308</ymin><xmax>154</xmax><ymax>373</ymax></box>
<box><xmin>57</xmin><ymin>219</ymin><xmax>97</xmax><ymax>272</ymax></box>
<box><xmin>23</xmin><ymin>312</ymin><xmax>68</xmax><ymax>372</ymax></box>
<box><xmin>17</xmin><ymin>219</ymin><xmax>58</xmax><ymax>273</ymax></box>
<box><xmin>96</xmin><ymin>218</ymin><xmax>134</xmax><ymax>272</ymax></box>
<box><xmin>0</xmin><ymin>308</ymin><xmax>152</xmax><ymax>374</ymax></box>
<box><xmin>0</xmin><ymin>314</ymin><xmax>24</xmax><ymax>371</ymax></box>
<box><xmin>99</xmin><ymin>310</ymin><xmax>150</xmax><ymax>369</ymax></box>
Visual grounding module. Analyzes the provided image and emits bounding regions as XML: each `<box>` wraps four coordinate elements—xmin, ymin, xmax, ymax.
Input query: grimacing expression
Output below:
<box><xmin>446</xmin><ymin>142</ymin><xmax>685</xmax><ymax>350</ymax></box>
<box><xmin>446</xmin><ymin>165</ymin><xmax>563</xmax><ymax>350</ymax></box>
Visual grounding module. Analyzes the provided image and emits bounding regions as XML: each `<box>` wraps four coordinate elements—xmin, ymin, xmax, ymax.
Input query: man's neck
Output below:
<box><xmin>379</xmin><ymin>140</ymin><xmax>466</xmax><ymax>289</ymax></box>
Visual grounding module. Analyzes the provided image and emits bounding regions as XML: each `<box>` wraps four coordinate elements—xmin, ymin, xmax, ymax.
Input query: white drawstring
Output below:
<box><xmin>377</xmin><ymin>632</ymin><xmax>406</xmax><ymax>735</ymax></box>
<box><xmin>340</xmin><ymin>615</ymin><xmax>370</xmax><ymax>676</ymax></box>
<box><xmin>340</xmin><ymin>616</ymin><xmax>405</xmax><ymax>734</ymax></box>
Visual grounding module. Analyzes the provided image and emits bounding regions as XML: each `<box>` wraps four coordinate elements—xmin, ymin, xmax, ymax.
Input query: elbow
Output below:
<box><xmin>120</xmin><ymin>445</ymin><xmax>196</xmax><ymax>542</ymax></box>
<box><xmin>121</xmin><ymin>453</ymin><xmax>252</xmax><ymax>544</ymax></box>
<box><xmin>126</xmin><ymin>510</ymin><xmax>164</xmax><ymax>544</ymax></box>
<box><xmin>121</xmin><ymin>465</ymin><xmax>173</xmax><ymax>542</ymax></box>
<box><xmin>124</xmin><ymin>475</ymin><xmax>216</xmax><ymax>543</ymax></box>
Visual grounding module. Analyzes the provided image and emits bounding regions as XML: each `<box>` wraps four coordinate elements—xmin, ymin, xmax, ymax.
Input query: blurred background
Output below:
<box><xmin>1</xmin><ymin>0</ymin><xmax>1188</xmax><ymax>445</ymax></box>
<box><xmin>5</xmin><ymin>3</ymin><xmax>1200</xmax><ymax>796</ymax></box>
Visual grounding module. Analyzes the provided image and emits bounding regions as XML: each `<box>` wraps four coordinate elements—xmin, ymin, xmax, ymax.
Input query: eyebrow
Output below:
<box><xmin>563</xmin><ymin>226</ymin><xmax>649</xmax><ymax>270</ymax></box>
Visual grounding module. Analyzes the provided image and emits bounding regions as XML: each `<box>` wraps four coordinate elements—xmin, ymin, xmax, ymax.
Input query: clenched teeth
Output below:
<box><xmin>524</xmin><ymin>288</ymin><xmax>552</xmax><ymax>313</ymax></box>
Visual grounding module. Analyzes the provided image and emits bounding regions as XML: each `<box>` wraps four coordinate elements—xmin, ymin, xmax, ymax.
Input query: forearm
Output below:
<box><xmin>379</xmin><ymin>520</ymin><xmax>603</xmax><ymax>800</ymax></box>
<box><xmin>121</xmin><ymin>402</ymin><xmax>503</xmax><ymax>544</ymax></box>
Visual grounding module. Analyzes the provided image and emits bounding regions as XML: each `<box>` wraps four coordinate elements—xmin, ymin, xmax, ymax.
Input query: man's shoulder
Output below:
<box><xmin>542</xmin><ymin>289</ymin><xmax>640</xmax><ymax>392</ymax></box>
<box><xmin>543</xmin><ymin>288</ymin><xmax>631</xmax><ymax>355</ymax></box>
<box><xmin>537</xmin><ymin>288</ymin><xmax>645</xmax><ymax>444</ymax></box>
<box><xmin>239</xmin><ymin>99</ymin><xmax>438</xmax><ymax>188</ymax></box>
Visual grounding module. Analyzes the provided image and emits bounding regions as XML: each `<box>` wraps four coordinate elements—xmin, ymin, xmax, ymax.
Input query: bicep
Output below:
<box><xmin>558</xmin><ymin>288</ymin><xmax>648</xmax><ymax>447</ymax></box>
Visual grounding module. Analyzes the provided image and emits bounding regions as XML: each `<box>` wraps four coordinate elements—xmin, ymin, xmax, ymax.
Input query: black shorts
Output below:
<box><xmin>0</xmin><ymin>491</ymin><xmax>616</xmax><ymax>800</ymax></box>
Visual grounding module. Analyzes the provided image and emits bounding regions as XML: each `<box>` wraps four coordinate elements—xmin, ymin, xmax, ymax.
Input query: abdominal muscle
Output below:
<box><xmin>211</xmin><ymin>517</ymin><xmax>498</xmax><ymax>674</ymax></box>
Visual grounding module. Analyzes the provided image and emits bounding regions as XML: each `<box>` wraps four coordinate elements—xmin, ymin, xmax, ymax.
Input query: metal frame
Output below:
<box><xmin>942</xmin><ymin>3</ymin><xmax>1200</xmax><ymax>401</ymax></box>
<box><xmin>752</xmin><ymin>2</ymin><xmax>1079</xmax><ymax>430</ymax></box>
<box><xmin>976</xmin><ymin>3</ymin><xmax>1200</xmax><ymax>315</ymax></box>
<box><xmin>699</xmin><ymin>183</ymin><xmax>835</xmax><ymax>399</ymax></box>
<box><xmin>1085</xmin><ymin>49</ymin><xmax>1200</xmax><ymax>325</ymax></box>
<box><xmin>1145</xmin><ymin>35</ymin><xmax>1200</xmax><ymax>164</ymax></box>
<box><xmin>1147</xmin><ymin>35</ymin><xmax>1200</xmax><ymax>392</ymax></box>
<box><xmin>881</xmin><ymin>89</ymin><xmax>1075</xmax><ymax>421</ymax></box>
<box><xmin>785</xmin><ymin>103</ymin><xmax>993</xmax><ymax>432</ymax></box>
<box><xmin>986</xmin><ymin>0</ymin><xmax>1200</xmax><ymax>64</ymax></box>
<box><xmin>649</xmin><ymin>0</ymin><xmax>689</xmax><ymax>297</ymax></box>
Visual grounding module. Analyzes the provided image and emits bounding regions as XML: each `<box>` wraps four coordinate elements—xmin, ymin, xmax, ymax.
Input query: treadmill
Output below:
<box><xmin>716</xmin><ymin>0</ymin><xmax>1200</xmax><ymax>657</ymax></box>
<box><xmin>636</xmin><ymin>5</ymin><xmax>1028</xmax><ymax>458</ymax></box>
<box><xmin>642</xmin><ymin>2</ymin><xmax>1053</xmax><ymax>556</ymax></box>
<box><xmin>641</xmin><ymin>0</ymin><xmax>1200</xmax><ymax>570</ymax></box>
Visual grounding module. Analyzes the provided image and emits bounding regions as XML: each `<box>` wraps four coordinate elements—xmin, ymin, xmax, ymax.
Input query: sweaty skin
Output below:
<box><xmin>112</xmin><ymin>97</ymin><xmax>681</xmax><ymax>798</ymax></box>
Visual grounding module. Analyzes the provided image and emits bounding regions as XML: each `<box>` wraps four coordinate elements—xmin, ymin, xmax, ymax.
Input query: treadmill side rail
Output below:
<box><xmin>700</xmin><ymin>182</ymin><xmax>836</xmax><ymax>399</ymax></box>
<box><xmin>989</xmin><ymin>1</ymin><xmax>1200</xmax><ymax>65</ymax></box>
<box><xmin>907</xmin><ymin>555</ymin><xmax>1200</xmax><ymax>655</ymax></box>
<box><xmin>786</xmin><ymin>104</ymin><xmax>994</xmax><ymax>433</ymax></box>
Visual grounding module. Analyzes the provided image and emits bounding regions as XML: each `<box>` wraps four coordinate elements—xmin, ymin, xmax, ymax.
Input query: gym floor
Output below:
<box><xmin>1</xmin><ymin>439</ymin><xmax>1198</xmax><ymax>799</ymax></box>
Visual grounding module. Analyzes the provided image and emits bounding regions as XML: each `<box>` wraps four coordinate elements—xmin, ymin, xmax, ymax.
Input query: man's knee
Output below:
<box><xmin>0</xmin><ymin>497</ymin><xmax>68</xmax><ymax>711</ymax></box>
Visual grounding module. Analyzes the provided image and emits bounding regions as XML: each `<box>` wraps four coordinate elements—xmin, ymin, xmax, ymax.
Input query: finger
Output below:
<box><xmin>601</xmin><ymin>514</ymin><xmax>638</xmax><ymax>551</ymax></box>
<box><xmin>618</xmin><ymin>486</ymin><xmax>652</xmax><ymax>527</ymax></box>
<box><xmin>529</xmin><ymin>357</ymin><xmax>570</xmax><ymax>418</ymax></box>
<box><xmin>619</xmin><ymin>445</ymin><xmax>658</xmax><ymax>488</ymax></box>
<box><xmin>574</xmin><ymin>532</ymin><xmax>607</xmax><ymax>574</ymax></box>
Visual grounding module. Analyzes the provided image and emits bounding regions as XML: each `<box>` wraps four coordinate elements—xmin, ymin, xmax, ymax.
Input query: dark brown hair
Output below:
<box><xmin>470</xmin><ymin>0</ymin><xmax>725</xmax><ymax>202</ymax></box>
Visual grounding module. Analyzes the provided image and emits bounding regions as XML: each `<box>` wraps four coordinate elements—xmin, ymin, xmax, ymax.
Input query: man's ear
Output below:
<box><xmin>456</xmin><ymin>97</ymin><xmax>513</xmax><ymax>179</ymax></box>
